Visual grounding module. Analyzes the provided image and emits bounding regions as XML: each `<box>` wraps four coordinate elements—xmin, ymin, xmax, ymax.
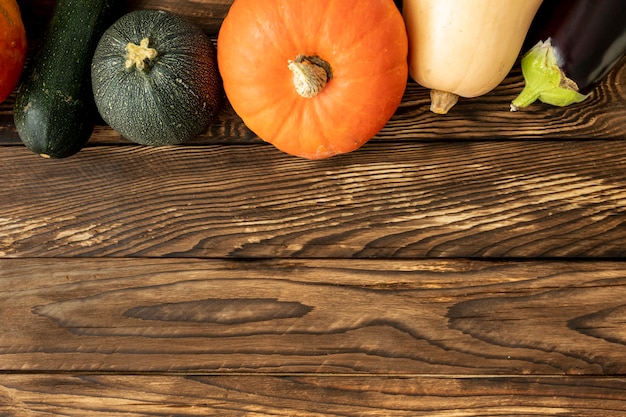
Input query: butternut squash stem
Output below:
<box><xmin>125</xmin><ymin>38</ymin><xmax>158</xmax><ymax>72</ymax></box>
<box><xmin>288</xmin><ymin>55</ymin><xmax>332</xmax><ymax>98</ymax></box>
<box><xmin>430</xmin><ymin>90</ymin><xmax>459</xmax><ymax>115</ymax></box>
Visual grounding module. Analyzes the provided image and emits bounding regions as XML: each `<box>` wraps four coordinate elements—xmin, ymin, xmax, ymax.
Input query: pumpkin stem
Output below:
<box><xmin>125</xmin><ymin>38</ymin><xmax>158</xmax><ymax>72</ymax></box>
<box><xmin>288</xmin><ymin>55</ymin><xmax>332</xmax><ymax>98</ymax></box>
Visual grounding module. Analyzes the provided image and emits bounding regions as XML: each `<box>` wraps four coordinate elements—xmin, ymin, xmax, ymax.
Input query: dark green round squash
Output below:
<box><xmin>91</xmin><ymin>9</ymin><xmax>222</xmax><ymax>146</ymax></box>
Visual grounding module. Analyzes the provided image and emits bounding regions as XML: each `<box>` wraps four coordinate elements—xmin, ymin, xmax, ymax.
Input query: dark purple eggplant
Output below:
<box><xmin>511</xmin><ymin>0</ymin><xmax>626</xmax><ymax>111</ymax></box>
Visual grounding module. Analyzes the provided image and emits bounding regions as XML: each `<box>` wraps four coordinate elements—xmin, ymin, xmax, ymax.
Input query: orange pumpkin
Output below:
<box><xmin>0</xmin><ymin>0</ymin><xmax>27</xmax><ymax>103</ymax></box>
<box><xmin>217</xmin><ymin>0</ymin><xmax>408</xmax><ymax>159</ymax></box>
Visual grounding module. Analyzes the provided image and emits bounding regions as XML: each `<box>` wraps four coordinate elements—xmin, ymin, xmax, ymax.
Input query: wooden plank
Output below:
<box><xmin>2</xmin><ymin>60</ymin><xmax>625</xmax><ymax>145</ymax></box>
<box><xmin>2</xmin><ymin>374</ymin><xmax>626</xmax><ymax>416</ymax></box>
<box><xmin>1</xmin><ymin>141</ymin><xmax>626</xmax><ymax>258</ymax></box>
<box><xmin>1</xmin><ymin>258</ymin><xmax>626</xmax><ymax>375</ymax></box>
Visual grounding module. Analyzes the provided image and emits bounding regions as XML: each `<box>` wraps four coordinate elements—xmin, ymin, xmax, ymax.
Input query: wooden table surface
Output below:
<box><xmin>2</xmin><ymin>1</ymin><xmax>626</xmax><ymax>415</ymax></box>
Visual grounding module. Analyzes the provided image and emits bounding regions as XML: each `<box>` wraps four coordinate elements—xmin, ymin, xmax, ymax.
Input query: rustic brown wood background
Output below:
<box><xmin>1</xmin><ymin>0</ymin><xmax>626</xmax><ymax>415</ymax></box>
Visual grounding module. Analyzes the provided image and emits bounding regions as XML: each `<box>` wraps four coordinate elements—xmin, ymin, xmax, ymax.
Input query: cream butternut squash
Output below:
<box><xmin>403</xmin><ymin>0</ymin><xmax>543</xmax><ymax>114</ymax></box>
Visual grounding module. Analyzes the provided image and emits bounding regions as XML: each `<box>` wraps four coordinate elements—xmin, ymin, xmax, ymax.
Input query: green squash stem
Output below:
<box><xmin>125</xmin><ymin>37</ymin><xmax>157</xmax><ymax>71</ymax></box>
<box><xmin>510</xmin><ymin>39</ymin><xmax>588</xmax><ymax>111</ymax></box>
<box><xmin>288</xmin><ymin>54</ymin><xmax>332</xmax><ymax>98</ymax></box>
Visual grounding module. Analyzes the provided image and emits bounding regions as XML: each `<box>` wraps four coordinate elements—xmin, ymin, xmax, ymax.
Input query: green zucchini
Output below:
<box><xmin>13</xmin><ymin>0</ymin><xmax>117</xmax><ymax>158</ymax></box>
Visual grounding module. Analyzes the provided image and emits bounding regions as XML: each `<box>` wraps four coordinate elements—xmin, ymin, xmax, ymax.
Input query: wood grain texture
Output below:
<box><xmin>2</xmin><ymin>1</ymin><xmax>626</xmax><ymax>414</ymax></box>
<box><xmin>2</xmin><ymin>374</ymin><xmax>626</xmax><ymax>416</ymax></box>
<box><xmin>1</xmin><ymin>258</ymin><xmax>626</xmax><ymax>375</ymax></box>
<box><xmin>2</xmin><ymin>141</ymin><xmax>626</xmax><ymax>258</ymax></box>
<box><xmin>2</xmin><ymin>61</ymin><xmax>625</xmax><ymax>145</ymax></box>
